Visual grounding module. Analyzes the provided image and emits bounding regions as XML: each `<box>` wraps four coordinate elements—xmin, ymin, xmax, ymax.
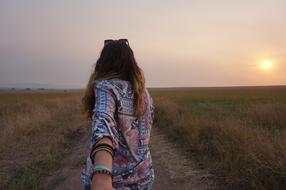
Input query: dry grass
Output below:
<box><xmin>1</xmin><ymin>86</ymin><xmax>285</xmax><ymax>189</ymax></box>
<box><xmin>0</xmin><ymin>90</ymin><xmax>88</xmax><ymax>189</ymax></box>
<box><xmin>150</xmin><ymin>86</ymin><xmax>286</xmax><ymax>189</ymax></box>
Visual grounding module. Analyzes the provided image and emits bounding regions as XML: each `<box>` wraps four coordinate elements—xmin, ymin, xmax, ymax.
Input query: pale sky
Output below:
<box><xmin>1</xmin><ymin>0</ymin><xmax>286</xmax><ymax>88</ymax></box>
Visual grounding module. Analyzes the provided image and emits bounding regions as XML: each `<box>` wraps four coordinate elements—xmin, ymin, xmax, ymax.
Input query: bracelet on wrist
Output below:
<box><xmin>90</xmin><ymin>144</ymin><xmax>115</xmax><ymax>163</ymax></box>
<box><xmin>91</xmin><ymin>165</ymin><xmax>113</xmax><ymax>179</ymax></box>
<box><xmin>94</xmin><ymin>164</ymin><xmax>112</xmax><ymax>172</ymax></box>
<box><xmin>92</xmin><ymin>169</ymin><xmax>113</xmax><ymax>178</ymax></box>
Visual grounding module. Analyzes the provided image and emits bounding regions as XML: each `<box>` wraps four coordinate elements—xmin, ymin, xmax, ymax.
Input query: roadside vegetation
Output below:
<box><xmin>0</xmin><ymin>90</ymin><xmax>88</xmax><ymax>190</ymax></box>
<box><xmin>150</xmin><ymin>86</ymin><xmax>286</xmax><ymax>189</ymax></box>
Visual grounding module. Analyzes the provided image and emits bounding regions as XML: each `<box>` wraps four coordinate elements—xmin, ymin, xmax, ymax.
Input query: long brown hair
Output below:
<box><xmin>82</xmin><ymin>39</ymin><xmax>145</xmax><ymax>120</ymax></box>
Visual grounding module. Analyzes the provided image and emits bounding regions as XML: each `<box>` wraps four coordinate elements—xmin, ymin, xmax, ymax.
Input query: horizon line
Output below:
<box><xmin>1</xmin><ymin>84</ymin><xmax>286</xmax><ymax>91</ymax></box>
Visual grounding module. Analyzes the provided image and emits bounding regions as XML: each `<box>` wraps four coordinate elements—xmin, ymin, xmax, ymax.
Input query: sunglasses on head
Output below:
<box><xmin>104</xmin><ymin>39</ymin><xmax>129</xmax><ymax>46</ymax></box>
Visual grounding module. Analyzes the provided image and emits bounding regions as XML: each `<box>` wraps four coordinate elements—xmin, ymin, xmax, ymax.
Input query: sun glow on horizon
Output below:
<box><xmin>260</xmin><ymin>59</ymin><xmax>273</xmax><ymax>71</ymax></box>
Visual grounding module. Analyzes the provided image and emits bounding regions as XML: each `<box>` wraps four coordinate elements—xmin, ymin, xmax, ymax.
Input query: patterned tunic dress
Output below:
<box><xmin>80</xmin><ymin>79</ymin><xmax>155</xmax><ymax>190</ymax></box>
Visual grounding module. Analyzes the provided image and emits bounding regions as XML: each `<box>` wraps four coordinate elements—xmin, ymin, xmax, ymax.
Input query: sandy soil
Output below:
<box><xmin>150</xmin><ymin>128</ymin><xmax>216</xmax><ymax>190</ymax></box>
<box><xmin>40</xmin><ymin>127</ymin><xmax>216</xmax><ymax>190</ymax></box>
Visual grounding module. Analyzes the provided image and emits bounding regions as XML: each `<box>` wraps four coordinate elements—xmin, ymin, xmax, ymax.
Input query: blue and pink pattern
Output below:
<box><xmin>80</xmin><ymin>79</ymin><xmax>155</xmax><ymax>190</ymax></box>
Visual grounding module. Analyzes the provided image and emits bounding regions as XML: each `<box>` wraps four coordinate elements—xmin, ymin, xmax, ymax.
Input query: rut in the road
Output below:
<box><xmin>151</xmin><ymin>127</ymin><xmax>216</xmax><ymax>190</ymax></box>
<box><xmin>39</xmin><ymin>127</ymin><xmax>89</xmax><ymax>190</ymax></box>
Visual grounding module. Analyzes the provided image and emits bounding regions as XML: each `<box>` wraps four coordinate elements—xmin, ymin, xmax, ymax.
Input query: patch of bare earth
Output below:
<box><xmin>151</xmin><ymin>128</ymin><xmax>216</xmax><ymax>190</ymax></box>
<box><xmin>39</xmin><ymin>128</ymin><xmax>89</xmax><ymax>190</ymax></box>
<box><xmin>40</xmin><ymin>127</ymin><xmax>216</xmax><ymax>190</ymax></box>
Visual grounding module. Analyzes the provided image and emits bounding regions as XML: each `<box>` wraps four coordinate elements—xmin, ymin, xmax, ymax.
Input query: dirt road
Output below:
<box><xmin>40</xmin><ymin>127</ymin><xmax>215</xmax><ymax>190</ymax></box>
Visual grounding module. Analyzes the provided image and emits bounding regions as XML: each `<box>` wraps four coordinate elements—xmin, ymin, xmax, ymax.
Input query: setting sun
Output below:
<box><xmin>261</xmin><ymin>60</ymin><xmax>273</xmax><ymax>71</ymax></box>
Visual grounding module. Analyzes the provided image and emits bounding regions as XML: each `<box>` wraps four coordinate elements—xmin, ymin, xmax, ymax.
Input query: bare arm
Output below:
<box><xmin>91</xmin><ymin>137</ymin><xmax>114</xmax><ymax>190</ymax></box>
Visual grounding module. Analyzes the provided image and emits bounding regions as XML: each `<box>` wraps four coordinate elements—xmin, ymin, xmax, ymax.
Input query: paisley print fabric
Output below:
<box><xmin>80</xmin><ymin>79</ymin><xmax>155</xmax><ymax>190</ymax></box>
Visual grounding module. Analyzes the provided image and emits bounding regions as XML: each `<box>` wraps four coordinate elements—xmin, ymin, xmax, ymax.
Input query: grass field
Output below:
<box><xmin>150</xmin><ymin>86</ymin><xmax>286</xmax><ymax>189</ymax></box>
<box><xmin>0</xmin><ymin>86</ymin><xmax>285</xmax><ymax>190</ymax></box>
<box><xmin>0</xmin><ymin>90</ymin><xmax>89</xmax><ymax>190</ymax></box>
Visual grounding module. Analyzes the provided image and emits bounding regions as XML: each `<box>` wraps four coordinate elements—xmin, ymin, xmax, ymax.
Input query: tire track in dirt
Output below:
<box><xmin>40</xmin><ymin>127</ymin><xmax>215</xmax><ymax>190</ymax></box>
<box><xmin>39</xmin><ymin>128</ymin><xmax>89</xmax><ymax>190</ymax></box>
<box><xmin>150</xmin><ymin>127</ymin><xmax>215</xmax><ymax>190</ymax></box>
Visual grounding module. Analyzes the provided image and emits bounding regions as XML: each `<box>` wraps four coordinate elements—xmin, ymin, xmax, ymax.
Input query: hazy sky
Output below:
<box><xmin>1</xmin><ymin>0</ymin><xmax>286</xmax><ymax>87</ymax></box>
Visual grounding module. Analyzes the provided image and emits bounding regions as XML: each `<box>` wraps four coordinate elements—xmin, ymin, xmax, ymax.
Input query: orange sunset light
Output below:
<box><xmin>260</xmin><ymin>59</ymin><xmax>273</xmax><ymax>71</ymax></box>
